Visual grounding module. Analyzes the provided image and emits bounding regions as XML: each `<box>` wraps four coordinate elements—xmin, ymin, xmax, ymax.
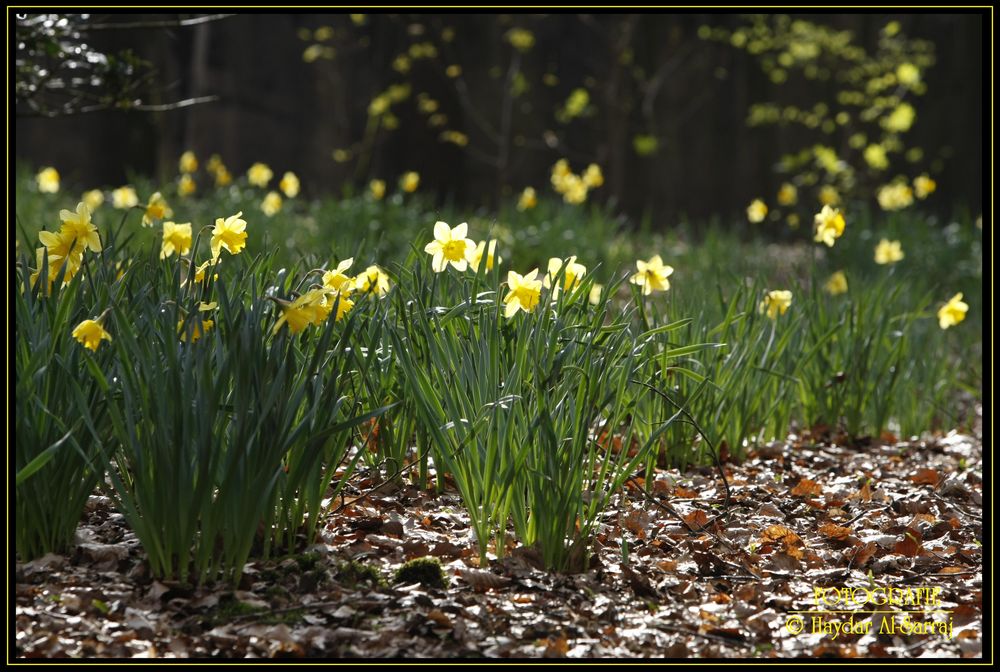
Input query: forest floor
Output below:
<box><xmin>15</xmin><ymin>418</ymin><xmax>983</xmax><ymax>659</ymax></box>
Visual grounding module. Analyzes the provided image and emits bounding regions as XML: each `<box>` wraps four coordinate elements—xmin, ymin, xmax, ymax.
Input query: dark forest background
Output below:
<box><xmin>15</xmin><ymin>12</ymin><xmax>984</xmax><ymax>223</ymax></box>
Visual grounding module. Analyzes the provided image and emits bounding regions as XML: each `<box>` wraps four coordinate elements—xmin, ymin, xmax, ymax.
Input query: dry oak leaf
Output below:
<box><xmin>791</xmin><ymin>478</ymin><xmax>823</xmax><ymax>497</ymax></box>
<box><xmin>819</xmin><ymin>522</ymin><xmax>854</xmax><ymax>540</ymax></box>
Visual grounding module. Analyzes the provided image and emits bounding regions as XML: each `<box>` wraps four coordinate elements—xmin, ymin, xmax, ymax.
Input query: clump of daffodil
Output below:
<box><xmin>401</xmin><ymin>171</ymin><xmax>420</xmax><ymax>193</ymax></box>
<box><xmin>824</xmin><ymin>270</ymin><xmax>848</xmax><ymax>295</ymax></box>
<box><xmin>82</xmin><ymin>189</ymin><xmax>104</xmax><ymax>211</ymax></box>
<box><xmin>178</xmin><ymin>174</ymin><xmax>196</xmax><ymax>197</ymax></box>
<box><xmin>877</xmin><ymin>182</ymin><xmax>914</xmax><ymax>211</ymax></box>
<box><xmin>777</xmin><ymin>183</ymin><xmax>797</xmax><ymax>206</ymax></box>
<box><xmin>543</xmin><ymin>256</ymin><xmax>586</xmax><ymax>294</ymax></box>
<box><xmin>470</xmin><ymin>239</ymin><xmax>502</xmax><ymax>272</ymax></box>
<box><xmin>550</xmin><ymin>159</ymin><xmax>602</xmax><ymax>204</ymax></box>
<box><xmin>517</xmin><ymin>186</ymin><xmax>537</xmax><ymax>211</ymax></box>
<box><xmin>874</xmin><ymin>239</ymin><xmax>904</xmax><ymax>265</ymax></box>
<box><xmin>747</xmin><ymin>199</ymin><xmax>768</xmax><ymax>223</ymax></box>
<box><xmin>370</xmin><ymin>179</ymin><xmax>386</xmax><ymax>200</ymax></box>
<box><xmin>179</xmin><ymin>151</ymin><xmax>198</xmax><ymax>174</ymax></box>
<box><xmin>937</xmin><ymin>293</ymin><xmax>968</xmax><ymax>330</ymax></box>
<box><xmin>142</xmin><ymin>192</ymin><xmax>173</xmax><ymax>227</ymax></box>
<box><xmin>913</xmin><ymin>174</ymin><xmax>936</xmax><ymax>199</ymax></box>
<box><xmin>72</xmin><ymin>312</ymin><xmax>112</xmax><ymax>352</ymax></box>
<box><xmin>279</xmin><ymin>171</ymin><xmax>300</xmax><ymax>198</ymax></box>
<box><xmin>160</xmin><ymin>222</ymin><xmax>193</xmax><ymax>259</ymax></box>
<box><xmin>503</xmin><ymin>269</ymin><xmax>543</xmax><ymax>318</ymax></box>
<box><xmin>813</xmin><ymin>204</ymin><xmax>846</xmax><ymax>247</ymax></box>
<box><xmin>759</xmin><ymin>290</ymin><xmax>793</xmax><ymax>320</ymax></box>
<box><xmin>36</xmin><ymin>167</ymin><xmax>60</xmax><ymax>193</ymax></box>
<box><xmin>28</xmin><ymin>203</ymin><xmax>96</xmax><ymax>293</ymax></box>
<box><xmin>629</xmin><ymin>255</ymin><xmax>673</xmax><ymax>295</ymax></box>
<box><xmin>33</xmin><ymin>202</ymin><xmax>99</xmax><ymax>290</ymax></box>
<box><xmin>424</xmin><ymin>221</ymin><xmax>476</xmax><ymax>273</ymax></box>
<box><xmin>211</xmin><ymin>212</ymin><xmax>248</xmax><ymax>258</ymax></box>
<box><xmin>112</xmin><ymin>186</ymin><xmax>139</xmax><ymax>209</ymax></box>
<box><xmin>355</xmin><ymin>264</ymin><xmax>391</xmax><ymax>297</ymax></box>
<box><xmin>247</xmin><ymin>162</ymin><xmax>273</xmax><ymax>188</ymax></box>
<box><xmin>261</xmin><ymin>191</ymin><xmax>283</xmax><ymax>217</ymax></box>
<box><xmin>272</xmin><ymin>288</ymin><xmax>331</xmax><ymax>335</ymax></box>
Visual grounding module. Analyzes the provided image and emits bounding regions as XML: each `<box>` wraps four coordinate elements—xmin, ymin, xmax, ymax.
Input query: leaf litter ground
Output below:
<box><xmin>16</xmin><ymin>423</ymin><xmax>983</xmax><ymax>659</ymax></box>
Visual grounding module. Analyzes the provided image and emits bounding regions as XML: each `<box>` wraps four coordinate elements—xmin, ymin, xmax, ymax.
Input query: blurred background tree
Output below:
<box><xmin>15</xmin><ymin>12</ymin><xmax>984</xmax><ymax>223</ymax></box>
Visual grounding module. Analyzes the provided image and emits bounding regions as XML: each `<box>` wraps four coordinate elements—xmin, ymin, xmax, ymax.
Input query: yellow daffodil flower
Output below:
<box><xmin>211</xmin><ymin>212</ymin><xmax>248</xmax><ymax>258</ymax></box>
<box><xmin>629</xmin><ymin>255</ymin><xmax>673</xmax><ymax>295</ymax></box>
<box><xmin>874</xmin><ymin>238</ymin><xmax>904</xmax><ymax>265</ymax></box>
<box><xmin>160</xmin><ymin>222</ymin><xmax>193</xmax><ymax>259</ymax></box>
<box><xmin>813</xmin><ymin>204</ymin><xmax>846</xmax><ymax>247</ymax></box>
<box><xmin>937</xmin><ymin>293</ymin><xmax>968</xmax><ymax>329</ymax></box>
<box><xmin>424</xmin><ymin>221</ymin><xmax>476</xmax><ymax>272</ymax></box>
<box><xmin>759</xmin><ymin>290</ymin><xmax>793</xmax><ymax>320</ymax></box>
<box><xmin>504</xmin><ymin>269</ymin><xmax>543</xmax><ymax>318</ymax></box>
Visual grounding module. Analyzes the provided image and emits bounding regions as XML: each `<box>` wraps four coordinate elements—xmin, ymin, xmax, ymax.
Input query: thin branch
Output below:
<box><xmin>77</xmin><ymin>14</ymin><xmax>234</xmax><ymax>32</ymax></box>
<box><xmin>17</xmin><ymin>94</ymin><xmax>219</xmax><ymax>118</ymax></box>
